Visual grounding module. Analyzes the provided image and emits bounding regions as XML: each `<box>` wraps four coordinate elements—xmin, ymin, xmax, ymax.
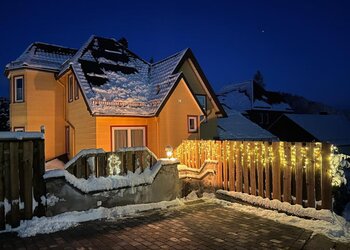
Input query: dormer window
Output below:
<box><xmin>13</xmin><ymin>76</ymin><xmax>24</xmax><ymax>103</ymax></box>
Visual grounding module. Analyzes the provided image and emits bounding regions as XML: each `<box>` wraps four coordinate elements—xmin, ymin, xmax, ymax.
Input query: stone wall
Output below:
<box><xmin>45</xmin><ymin>162</ymin><xmax>180</xmax><ymax>216</ymax></box>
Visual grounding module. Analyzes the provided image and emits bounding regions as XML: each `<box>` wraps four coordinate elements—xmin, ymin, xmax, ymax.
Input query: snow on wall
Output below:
<box><xmin>45</xmin><ymin>159</ymin><xmax>179</xmax><ymax>193</ymax></box>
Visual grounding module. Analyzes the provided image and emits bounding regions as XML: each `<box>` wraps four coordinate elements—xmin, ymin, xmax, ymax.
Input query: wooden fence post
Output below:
<box><xmin>229</xmin><ymin>142</ymin><xmax>235</xmax><ymax>191</ymax></box>
<box><xmin>0</xmin><ymin>143</ymin><xmax>5</xmax><ymax>229</ymax></box>
<box><xmin>10</xmin><ymin>142</ymin><xmax>20</xmax><ymax>228</ymax></box>
<box><xmin>307</xmin><ymin>143</ymin><xmax>315</xmax><ymax>208</ymax></box>
<box><xmin>265</xmin><ymin>142</ymin><xmax>271</xmax><ymax>199</ymax></box>
<box><xmin>257</xmin><ymin>143</ymin><xmax>264</xmax><ymax>197</ymax></box>
<box><xmin>23</xmin><ymin>141</ymin><xmax>33</xmax><ymax>220</ymax></box>
<box><xmin>33</xmin><ymin>140</ymin><xmax>46</xmax><ymax>217</ymax></box>
<box><xmin>321</xmin><ymin>144</ymin><xmax>332</xmax><ymax>209</ymax></box>
<box><xmin>243</xmin><ymin>142</ymin><xmax>250</xmax><ymax>194</ymax></box>
<box><xmin>295</xmin><ymin>143</ymin><xmax>303</xmax><ymax>205</ymax></box>
<box><xmin>216</xmin><ymin>141</ymin><xmax>223</xmax><ymax>189</ymax></box>
<box><xmin>250</xmin><ymin>143</ymin><xmax>257</xmax><ymax>196</ymax></box>
<box><xmin>223</xmin><ymin>141</ymin><xmax>228</xmax><ymax>190</ymax></box>
<box><xmin>283</xmin><ymin>142</ymin><xmax>292</xmax><ymax>203</ymax></box>
<box><xmin>272</xmin><ymin>142</ymin><xmax>281</xmax><ymax>200</ymax></box>
<box><xmin>236</xmin><ymin>142</ymin><xmax>243</xmax><ymax>192</ymax></box>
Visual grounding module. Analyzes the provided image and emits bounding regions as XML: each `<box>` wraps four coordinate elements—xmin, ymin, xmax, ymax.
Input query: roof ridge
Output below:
<box><xmin>151</xmin><ymin>48</ymin><xmax>188</xmax><ymax>66</ymax></box>
<box><xmin>32</xmin><ymin>42</ymin><xmax>78</xmax><ymax>51</ymax></box>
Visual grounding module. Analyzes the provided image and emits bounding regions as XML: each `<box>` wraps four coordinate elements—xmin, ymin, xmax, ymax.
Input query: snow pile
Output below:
<box><xmin>45</xmin><ymin>159</ymin><xmax>179</xmax><ymax>193</ymax></box>
<box><xmin>0</xmin><ymin>199</ymin><xmax>184</xmax><ymax>238</ymax></box>
<box><xmin>217</xmin><ymin>190</ymin><xmax>333</xmax><ymax>222</ymax></box>
<box><xmin>41</xmin><ymin>194</ymin><xmax>62</xmax><ymax>207</ymax></box>
<box><xmin>213</xmin><ymin>198</ymin><xmax>350</xmax><ymax>242</ymax></box>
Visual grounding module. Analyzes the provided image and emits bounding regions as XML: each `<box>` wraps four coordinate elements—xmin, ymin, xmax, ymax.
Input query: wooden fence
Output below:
<box><xmin>66</xmin><ymin>147</ymin><xmax>157</xmax><ymax>179</ymax></box>
<box><xmin>175</xmin><ymin>140</ymin><xmax>333</xmax><ymax>209</ymax></box>
<box><xmin>0</xmin><ymin>133</ymin><xmax>46</xmax><ymax>229</ymax></box>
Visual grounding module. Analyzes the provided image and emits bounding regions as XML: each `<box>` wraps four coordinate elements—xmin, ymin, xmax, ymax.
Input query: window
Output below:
<box><xmin>13</xmin><ymin>127</ymin><xmax>25</xmax><ymax>132</ymax></box>
<box><xmin>195</xmin><ymin>94</ymin><xmax>207</xmax><ymax>113</ymax></box>
<box><xmin>112</xmin><ymin>126</ymin><xmax>146</xmax><ymax>151</ymax></box>
<box><xmin>13</xmin><ymin>76</ymin><xmax>24</xmax><ymax>102</ymax></box>
<box><xmin>74</xmin><ymin>78</ymin><xmax>79</xmax><ymax>100</ymax></box>
<box><xmin>68</xmin><ymin>75</ymin><xmax>73</xmax><ymax>102</ymax></box>
<box><xmin>187</xmin><ymin>116</ymin><xmax>198</xmax><ymax>133</ymax></box>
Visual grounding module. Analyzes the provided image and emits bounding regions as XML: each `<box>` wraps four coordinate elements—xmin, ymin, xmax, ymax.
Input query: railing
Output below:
<box><xmin>0</xmin><ymin>132</ymin><xmax>46</xmax><ymax>229</ymax></box>
<box><xmin>175</xmin><ymin>140</ymin><xmax>333</xmax><ymax>209</ymax></box>
<box><xmin>65</xmin><ymin>147</ymin><xmax>158</xmax><ymax>179</ymax></box>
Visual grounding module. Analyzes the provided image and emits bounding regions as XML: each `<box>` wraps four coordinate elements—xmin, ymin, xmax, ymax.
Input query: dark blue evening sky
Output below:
<box><xmin>1</xmin><ymin>0</ymin><xmax>349</xmax><ymax>108</ymax></box>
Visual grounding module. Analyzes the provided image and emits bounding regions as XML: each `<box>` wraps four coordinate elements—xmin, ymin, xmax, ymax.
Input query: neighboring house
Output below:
<box><xmin>217</xmin><ymin>111</ymin><xmax>278</xmax><ymax>141</ymax></box>
<box><xmin>269</xmin><ymin>114</ymin><xmax>350</xmax><ymax>154</ymax></box>
<box><xmin>217</xmin><ymin>81</ymin><xmax>293</xmax><ymax>130</ymax></box>
<box><xmin>5</xmin><ymin>36</ymin><xmax>226</xmax><ymax>160</ymax></box>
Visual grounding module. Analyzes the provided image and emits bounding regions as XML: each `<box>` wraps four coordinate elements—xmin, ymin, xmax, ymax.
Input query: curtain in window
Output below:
<box><xmin>16</xmin><ymin>78</ymin><xmax>23</xmax><ymax>101</ymax></box>
<box><xmin>114</xmin><ymin>130</ymin><xmax>128</xmax><ymax>151</ymax></box>
<box><xmin>131</xmin><ymin>129</ymin><xmax>144</xmax><ymax>147</ymax></box>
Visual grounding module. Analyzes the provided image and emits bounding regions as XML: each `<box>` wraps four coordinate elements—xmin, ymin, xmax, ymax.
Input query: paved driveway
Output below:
<box><xmin>0</xmin><ymin>200</ymin><xmax>348</xmax><ymax>249</ymax></box>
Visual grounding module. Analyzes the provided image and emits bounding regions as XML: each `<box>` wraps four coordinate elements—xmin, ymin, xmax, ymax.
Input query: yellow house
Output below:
<box><xmin>5</xmin><ymin>36</ymin><xmax>226</xmax><ymax>160</ymax></box>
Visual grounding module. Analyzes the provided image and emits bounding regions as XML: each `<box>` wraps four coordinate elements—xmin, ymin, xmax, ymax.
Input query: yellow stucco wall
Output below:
<box><xmin>157</xmin><ymin>78</ymin><xmax>202</xmax><ymax>157</ymax></box>
<box><xmin>9</xmin><ymin>69</ymin><xmax>65</xmax><ymax>160</ymax></box>
<box><xmin>95</xmin><ymin>116</ymin><xmax>158</xmax><ymax>154</ymax></box>
<box><xmin>63</xmin><ymin>73</ymin><xmax>96</xmax><ymax>158</ymax></box>
<box><xmin>180</xmin><ymin>59</ymin><xmax>218</xmax><ymax>139</ymax></box>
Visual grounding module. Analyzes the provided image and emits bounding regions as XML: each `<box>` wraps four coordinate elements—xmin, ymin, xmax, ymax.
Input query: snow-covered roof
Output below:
<box><xmin>6</xmin><ymin>35</ymin><xmax>225</xmax><ymax>117</ymax></box>
<box><xmin>217</xmin><ymin>111</ymin><xmax>278</xmax><ymax>141</ymax></box>
<box><xmin>60</xmin><ymin>36</ymin><xmax>190</xmax><ymax>116</ymax></box>
<box><xmin>5</xmin><ymin>42</ymin><xmax>77</xmax><ymax>73</ymax></box>
<box><xmin>217</xmin><ymin>81</ymin><xmax>293</xmax><ymax>113</ymax></box>
<box><xmin>285</xmin><ymin>114</ymin><xmax>350</xmax><ymax>146</ymax></box>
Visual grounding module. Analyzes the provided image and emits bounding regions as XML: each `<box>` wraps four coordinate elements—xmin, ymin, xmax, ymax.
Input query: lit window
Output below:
<box><xmin>112</xmin><ymin>127</ymin><xmax>146</xmax><ymax>151</ymax></box>
<box><xmin>13</xmin><ymin>76</ymin><xmax>24</xmax><ymax>102</ymax></box>
<box><xmin>68</xmin><ymin>75</ymin><xmax>73</xmax><ymax>102</ymax></box>
<box><xmin>188</xmin><ymin>116</ymin><xmax>198</xmax><ymax>133</ymax></box>
<box><xmin>14</xmin><ymin>127</ymin><xmax>25</xmax><ymax>132</ymax></box>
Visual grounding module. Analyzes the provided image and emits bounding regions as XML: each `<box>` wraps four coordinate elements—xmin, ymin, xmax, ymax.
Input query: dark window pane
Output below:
<box><xmin>114</xmin><ymin>129</ymin><xmax>128</xmax><ymax>150</ymax></box>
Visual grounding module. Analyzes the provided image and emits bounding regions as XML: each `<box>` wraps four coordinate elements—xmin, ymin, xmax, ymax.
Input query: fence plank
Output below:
<box><xmin>0</xmin><ymin>143</ymin><xmax>5</xmax><ymax>229</ymax></box>
<box><xmin>307</xmin><ymin>143</ymin><xmax>315</xmax><ymax>208</ymax></box>
<box><xmin>295</xmin><ymin>143</ymin><xmax>303</xmax><ymax>205</ymax></box>
<box><xmin>10</xmin><ymin>142</ymin><xmax>20</xmax><ymax>228</ymax></box>
<box><xmin>283</xmin><ymin>142</ymin><xmax>292</xmax><ymax>203</ymax></box>
<box><xmin>3</xmin><ymin>143</ymin><xmax>10</xmax><ymax>225</ymax></box>
<box><xmin>243</xmin><ymin>142</ymin><xmax>250</xmax><ymax>194</ymax></box>
<box><xmin>23</xmin><ymin>141</ymin><xmax>33</xmax><ymax>220</ymax></box>
<box><xmin>97</xmin><ymin>153</ymin><xmax>106</xmax><ymax>177</ymax></box>
<box><xmin>257</xmin><ymin>143</ymin><xmax>264</xmax><ymax>197</ymax></box>
<box><xmin>250</xmin><ymin>143</ymin><xmax>257</xmax><ymax>196</ymax></box>
<box><xmin>235</xmin><ymin>142</ymin><xmax>243</xmax><ymax>192</ymax></box>
<box><xmin>321</xmin><ymin>144</ymin><xmax>332</xmax><ymax>209</ymax></box>
<box><xmin>229</xmin><ymin>142</ymin><xmax>235</xmax><ymax>191</ymax></box>
<box><xmin>217</xmin><ymin>141</ymin><xmax>223</xmax><ymax>189</ymax></box>
<box><xmin>223</xmin><ymin>141</ymin><xmax>228</xmax><ymax>190</ymax></box>
<box><xmin>265</xmin><ymin>142</ymin><xmax>271</xmax><ymax>199</ymax></box>
<box><xmin>33</xmin><ymin>140</ymin><xmax>46</xmax><ymax>217</ymax></box>
<box><xmin>272</xmin><ymin>142</ymin><xmax>281</xmax><ymax>200</ymax></box>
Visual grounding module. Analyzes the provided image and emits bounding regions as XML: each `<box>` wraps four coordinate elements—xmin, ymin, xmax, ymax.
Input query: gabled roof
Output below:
<box><xmin>217</xmin><ymin>111</ymin><xmax>278</xmax><ymax>141</ymax></box>
<box><xmin>284</xmin><ymin>114</ymin><xmax>350</xmax><ymax>146</ymax></box>
<box><xmin>217</xmin><ymin>81</ymin><xmax>293</xmax><ymax>113</ymax></box>
<box><xmin>6</xmin><ymin>35</ymin><xmax>226</xmax><ymax>117</ymax></box>
<box><xmin>5</xmin><ymin>42</ymin><xmax>77</xmax><ymax>74</ymax></box>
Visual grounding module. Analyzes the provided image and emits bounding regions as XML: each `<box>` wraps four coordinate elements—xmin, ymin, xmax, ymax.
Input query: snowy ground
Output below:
<box><xmin>1</xmin><ymin>191</ymin><xmax>350</xmax><ymax>242</ymax></box>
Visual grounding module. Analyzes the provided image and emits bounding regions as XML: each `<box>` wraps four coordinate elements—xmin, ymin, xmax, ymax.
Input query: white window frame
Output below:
<box><xmin>14</xmin><ymin>76</ymin><xmax>24</xmax><ymax>103</ymax></box>
<box><xmin>111</xmin><ymin>126</ymin><xmax>146</xmax><ymax>151</ymax></box>
<box><xmin>188</xmin><ymin>116</ymin><xmax>198</xmax><ymax>133</ymax></box>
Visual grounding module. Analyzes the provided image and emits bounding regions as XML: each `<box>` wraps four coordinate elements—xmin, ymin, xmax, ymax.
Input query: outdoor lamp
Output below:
<box><xmin>165</xmin><ymin>145</ymin><xmax>173</xmax><ymax>159</ymax></box>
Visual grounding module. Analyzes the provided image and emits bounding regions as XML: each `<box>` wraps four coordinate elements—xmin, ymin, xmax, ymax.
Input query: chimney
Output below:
<box><xmin>118</xmin><ymin>37</ymin><xmax>128</xmax><ymax>48</ymax></box>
